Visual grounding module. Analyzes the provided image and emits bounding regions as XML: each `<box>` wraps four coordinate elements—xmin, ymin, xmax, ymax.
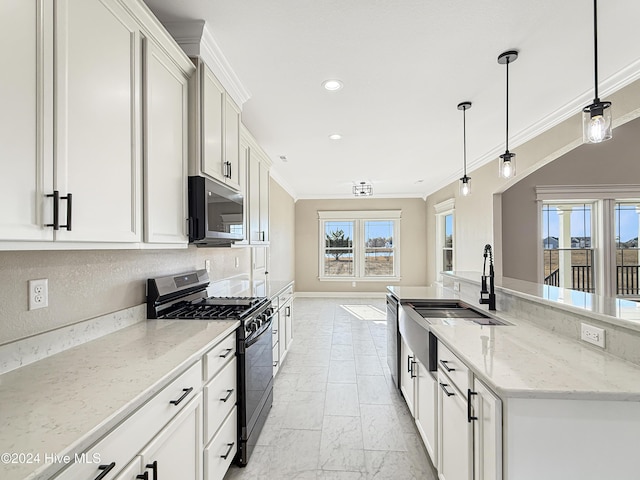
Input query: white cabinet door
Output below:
<box><xmin>201</xmin><ymin>64</ymin><xmax>225</xmax><ymax>185</ymax></box>
<box><xmin>278</xmin><ymin>306</ymin><xmax>286</xmax><ymax>364</ymax></box>
<box><xmin>224</xmin><ymin>95</ymin><xmax>241</xmax><ymax>191</ymax></box>
<box><xmin>400</xmin><ymin>336</ymin><xmax>416</xmax><ymax>416</ymax></box>
<box><xmin>415</xmin><ymin>360</ymin><xmax>437</xmax><ymax>465</ymax></box>
<box><xmin>113</xmin><ymin>456</ymin><xmax>142</xmax><ymax>480</ymax></box>
<box><xmin>258</xmin><ymin>155</ymin><xmax>270</xmax><ymax>242</ymax></box>
<box><xmin>55</xmin><ymin>0</ymin><xmax>141</xmax><ymax>242</ymax></box>
<box><xmin>140</xmin><ymin>394</ymin><xmax>203</xmax><ymax>480</ymax></box>
<box><xmin>284</xmin><ymin>300</ymin><xmax>293</xmax><ymax>350</ymax></box>
<box><xmin>143</xmin><ymin>37</ymin><xmax>190</xmax><ymax>244</ymax></box>
<box><xmin>0</xmin><ymin>0</ymin><xmax>53</xmax><ymax>241</ymax></box>
<box><xmin>248</xmin><ymin>149</ymin><xmax>262</xmax><ymax>243</ymax></box>
<box><xmin>473</xmin><ymin>378</ymin><xmax>502</xmax><ymax>480</ymax></box>
<box><xmin>437</xmin><ymin>371</ymin><xmax>472</xmax><ymax>480</ymax></box>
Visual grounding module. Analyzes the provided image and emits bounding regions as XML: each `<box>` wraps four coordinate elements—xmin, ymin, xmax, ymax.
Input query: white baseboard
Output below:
<box><xmin>294</xmin><ymin>291</ymin><xmax>386</xmax><ymax>299</ymax></box>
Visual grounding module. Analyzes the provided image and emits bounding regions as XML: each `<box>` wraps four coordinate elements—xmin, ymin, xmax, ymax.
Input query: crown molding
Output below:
<box><xmin>163</xmin><ymin>20</ymin><xmax>251</xmax><ymax>106</ymax></box>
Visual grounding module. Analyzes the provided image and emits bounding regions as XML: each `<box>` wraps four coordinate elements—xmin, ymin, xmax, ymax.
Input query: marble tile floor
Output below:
<box><xmin>224</xmin><ymin>297</ymin><xmax>438</xmax><ymax>480</ymax></box>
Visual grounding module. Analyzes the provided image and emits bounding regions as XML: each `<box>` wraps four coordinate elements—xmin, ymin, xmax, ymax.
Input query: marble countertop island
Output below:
<box><xmin>0</xmin><ymin>319</ymin><xmax>239</xmax><ymax>480</ymax></box>
<box><xmin>388</xmin><ymin>284</ymin><xmax>640</xmax><ymax>401</ymax></box>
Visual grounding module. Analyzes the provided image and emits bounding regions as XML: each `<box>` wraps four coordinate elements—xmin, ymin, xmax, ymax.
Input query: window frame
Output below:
<box><xmin>434</xmin><ymin>199</ymin><xmax>455</xmax><ymax>282</ymax></box>
<box><xmin>318</xmin><ymin>210</ymin><xmax>401</xmax><ymax>282</ymax></box>
<box><xmin>536</xmin><ymin>184</ymin><xmax>640</xmax><ymax>297</ymax></box>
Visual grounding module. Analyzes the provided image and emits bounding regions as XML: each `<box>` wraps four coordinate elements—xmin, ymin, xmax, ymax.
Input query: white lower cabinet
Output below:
<box><xmin>400</xmin><ymin>336</ymin><xmax>416</xmax><ymax>416</ymax></box>
<box><xmin>204</xmin><ymin>407</ymin><xmax>238</xmax><ymax>480</ymax></box>
<box><xmin>415</xmin><ymin>359</ymin><xmax>437</xmax><ymax>463</ymax></box>
<box><xmin>272</xmin><ymin>284</ymin><xmax>294</xmax><ymax>376</ymax></box>
<box><xmin>437</xmin><ymin>370</ymin><xmax>472</xmax><ymax>480</ymax></box>
<box><xmin>113</xmin><ymin>457</ymin><xmax>142</xmax><ymax>480</ymax></box>
<box><xmin>471</xmin><ymin>378</ymin><xmax>502</xmax><ymax>480</ymax></box>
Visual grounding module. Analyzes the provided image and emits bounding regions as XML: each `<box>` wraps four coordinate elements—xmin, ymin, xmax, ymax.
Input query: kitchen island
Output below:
<box><xmin>388</xmin><ymin>280</ymin><xmax>640</xmax><ymax>480</ymax></box>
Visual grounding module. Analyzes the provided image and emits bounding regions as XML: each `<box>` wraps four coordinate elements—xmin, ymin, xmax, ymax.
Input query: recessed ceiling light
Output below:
<box><xmin>279</xmin><ymin>155</ymin><xmax>288</xmax><ymax>162</ymax></box>
<box><xmin>322</xmin><ymin>79</ymin><xmax>343</xmax><ymax>91</ymax></box>
<box><xmin>328</xmin><ymin>134</ymin><xmax>342</xmax><ymax>140</ymax></box>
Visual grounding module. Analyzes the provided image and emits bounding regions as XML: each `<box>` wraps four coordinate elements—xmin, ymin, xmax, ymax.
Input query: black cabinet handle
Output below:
<box><xmin>285</xmin><ymin>306</ymin><xmax>291</xmax><ymax>317</ymax></box>
<box><xmin>439</xmin><ymin>382</ymin><xmax>455</xmax><ymax>397</ymax></box>
<box><xmin>467</xmin><ymin>389</ymin><xmax>478</xmax><ymax>423</ymax></box>
<box><xmin>145</xmin><ymin>460</ymin><xmax>158</xmax><ymax>480</ymax></box>
<box><xmin>136</xmin><ymin>473</ymin><xmax>148</xmax><ymax>480</ymax></box>
<box><xmin>410</xmin><ymin>360</ymin><xmax>417</xmax><ymax>378</ymax></box>
<box><xmin>273</xmin><ymin>329</ymin><xmax>278</xmax><ymax>334</ymax></box>
<box><xmin>407</xmin><ymin>355</ymin><xmax>414</xmax><ymax>373</ymax></box>
<box><xmin>60</xmin><ymin>193</ymin><xmax>72</xmax><ymax>231</ymax></box>
<box><xmin>46</xmin><ymin>191</ymin><xmax>60</xmax><ymax>230</ymax></box>
<box><xmin>273</xmin><ymin>361</ymin><xmax>278</xmax><ymax>367</ymax></box>
<box><xmin>440</xmin><ymin>360</ymin><xmax>456</xmax><ymax>372</ymax></box>
<box><xmin>94</xmin><ymin>462</ymin><xmax>116</xmax><ymax>480</ymax></box>
<box><xmin>219</xmin><ymin>348</ymin><xmax>233</xmax><ymax>359</ymax></box>
<box><xmin>221</xmin><ymin>442</ymin><xmax>235</xmax><ymax>460</ymax></box>
<box><xmin>169</xmin><ymin>387</ymin><xmax>193</xmax><ymax>406</ymax></box>
<box><xmin>220</xmin><ymin>389</ymin><xmax>234</xmax><ymax>402</ymax></box>
<box><xmin>227</xmin><ymin>161</ymin><xmax>232</xmax><ymax>179</ymax></box>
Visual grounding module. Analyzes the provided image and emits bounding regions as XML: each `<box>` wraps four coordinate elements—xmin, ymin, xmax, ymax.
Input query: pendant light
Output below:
<box><xmin>458</xmin><ymin>101</ymin><xmax>472</xmax><ymax>197</ymax></box>
<box><xmin>583</xmin><ymin>0</ymin><xmax>612</xmax><ymax>143</ymax></box>
<box><xmin>498</xmin><ymin>50</ymin><xmax>518</xmax><ymax>179</ymax></box>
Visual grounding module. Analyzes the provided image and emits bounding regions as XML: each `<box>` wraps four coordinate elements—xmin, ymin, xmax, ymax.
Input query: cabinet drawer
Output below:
<box><xmin>437</xmin><ymin>341</ymin><xmax>470</xmax><ymax>394</ymax></box>
<box><xmin>204</xmin><ymin>331</ymin><xmax>236</xmax><ymax>382</ymax></box>
<box><xmin>54</xmin><ymin>360</ymin><xmax>202</xmax><ymax>480</ymax></box>
<box><xmin>278</xmin><ymin>286</ymin><xmax>293</xmax><ymax>309</ymax></box>
<box><xmin>204</xmin><ymin>407</ymin><xmax>237</xmax><ymax>480</ymax></box>
<box><xmin>272</xmin><ymin>320</ymin><xmax>279</xmax><ymax>347</ymax></box>
<box><xmin>272</xmin><ymin>343</ymin><xmax>279</xmax><ymax>375</ymax></box>
<box><xmin>204</xmin><ymin>358</ymin><xmax>237</xmax><ymax>444</ymax></box>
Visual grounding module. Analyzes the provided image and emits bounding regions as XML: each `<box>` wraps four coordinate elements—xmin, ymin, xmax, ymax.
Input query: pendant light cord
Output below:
<box><xmin>593</xmin><ymin>0</ymin><xmax>599</xmax><ymax>101</ymax></box>
<box><xmin>505</xmin><ymin>58</ymin><xmax>510</xmax><ymax>152</ymax></box>
<box><xmin>463</xmin><ymin>106</ymin><xmax>467</xmax><ymax>176</ymax></box>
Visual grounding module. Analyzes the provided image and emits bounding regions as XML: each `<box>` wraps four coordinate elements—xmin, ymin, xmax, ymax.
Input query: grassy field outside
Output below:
<box><xmin>324</xmin><ymin>253</ymin><xmax>394</xmax><ymax>277</ymax></box>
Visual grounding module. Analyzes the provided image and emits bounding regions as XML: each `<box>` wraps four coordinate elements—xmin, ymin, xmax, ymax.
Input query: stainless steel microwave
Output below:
<box><xmin>188</xmin><ymin>176</ymin><xmax>244</xmax><ymax>246</ymax></box>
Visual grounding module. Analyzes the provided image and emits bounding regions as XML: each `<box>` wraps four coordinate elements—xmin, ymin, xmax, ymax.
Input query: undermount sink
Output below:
<box><xmin>407</xmin><ymin>301</ymin><xmax>507</xmax><ymax>326</ymax></box>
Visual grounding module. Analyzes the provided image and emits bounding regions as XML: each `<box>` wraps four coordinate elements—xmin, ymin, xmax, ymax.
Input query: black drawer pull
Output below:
<box><xmin>46</xmin><ymin>191</ymin><xmax>59</xmax><ymax>230</ymax></box>
<box><xmin>467</xmin><ymin>389</ymin><xmax>478</xmax><ymax>423</ymax></box>
<box><xmin>221</xmin><ymin>442</ymin><xmax>235</xmax><ymax>460</ymax></box>
<box><xmin>407</xmin><ymin>355</ymin><xmax>414</xmax><ymax>373</ymax></box>
<box><xmin>60</xmin><ymin>192</ymin><xmax>72</xmax><ymax>230</ymax></box>
<box><xmin>273</xmin><ymin>329</ymin><xmax>278</xmax><ymax>334</ymax></box>
<box><xmin>285</xmin><ymin>306</ymin><xmax>291</xmax><ymax>317</ymax></box>
<box><xmin>439</xmin><ymin>382</ymin><xmax>455</xmax><ymax>397</ymax></box>
<box><xmin>169</xmin><ymin>387</ymin><xmax>193</xmax><ymax>406</ymax></box>
<box><xmin>410</xmin><ymin>360</ymin><xmax>417</xmax><ymax>378</ymax></box>
<box><xmin>136</xmin><ymin>473</ymin><xmax>148</xmax><ymax>480</ymax></box>
<box><xmin>440</xmin><ymin>359</ymin><xmax>456</xmax><ymax>372</ymax></box>
<box><xmin>220</xmin><ymin>389</ymin><xmax>234</xmax><ymax>402</ymax></box>
<box><xmin>219</xmin><ymin>348</ymin><xmax>233</xmax><ymax>358</ymax></box>
<box><xmin>145</xmin><ymin>460</ymin><xmax>158</xmax><ymax>480</ymax></box>
<box><xmin>94</xmin><ymin>462</ymin><xmax>116</xmax><ymax>480</ymax></box>
<box><xmin>273</xmin><ymin>361</ymin><xmax>278</xmax><ymax>367</ymax></box>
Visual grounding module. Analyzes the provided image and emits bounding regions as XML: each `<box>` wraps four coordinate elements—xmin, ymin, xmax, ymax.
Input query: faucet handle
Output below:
<box><xmin>480</xmin><ymin>275</ymin><xmax>488</xmax><ymax>294</ymax></box>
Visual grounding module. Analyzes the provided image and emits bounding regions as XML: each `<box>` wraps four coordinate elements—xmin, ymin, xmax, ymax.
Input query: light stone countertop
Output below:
<box><xmin>388</xmin><ymin>285</ymin><xmax>640</xmax><ymax>401</ymax></box>
<box><xmin>0</xmin><ymin>319</ymin><xmax>239</xmax><ymax>480</ymax></box>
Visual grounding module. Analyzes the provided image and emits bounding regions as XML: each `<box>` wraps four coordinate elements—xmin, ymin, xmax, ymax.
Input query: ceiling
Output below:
<box><xmin>144</xmin><ymin>0</ymin><xmax>640</xmax><ymax>200</ymax></box>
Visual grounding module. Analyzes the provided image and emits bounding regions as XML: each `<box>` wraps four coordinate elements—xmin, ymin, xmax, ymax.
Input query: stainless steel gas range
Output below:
<box><xmin>147</xmin><ymin>269</ymin><xmax>274</xmax><ymax>467</ymax></box>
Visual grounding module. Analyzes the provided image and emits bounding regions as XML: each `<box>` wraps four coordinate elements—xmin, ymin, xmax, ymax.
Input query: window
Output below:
<box><xmin>434</xmin><ymin>199</ymin><xmax>455</xmax><ymax>279</ymax></box>
<box><xmin>319</xmin><ymin>210</ymin><xmax>400</xmax><ymax>281</ymax></box>
<box><xmin>541</xmin><ymin>203</ymin><xmax>595</xmax><ymax>293</ymax></box>
<box><xmin>615</xmin><ymin>202</ymin><xmax>640</xmax><ymax>296</ymax></box>
<box><xmin>536</xmin><ymin>185</ymin><xmax>640</xmax><ymax>298</ymax></box>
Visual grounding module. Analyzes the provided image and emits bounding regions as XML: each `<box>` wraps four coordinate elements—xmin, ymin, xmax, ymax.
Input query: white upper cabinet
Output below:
<box><xmin>241</xmin><ymin>124</ymin><xmax>271</xmax><ymax>245</ymax></box>
<box><xmin>143</xmin><ymin>37</ymin><xmax>193</xmax><ymax>244</ymax></box>
<box><xmin>0</xmin><ymin>0</ymin><xmax>53</xmax><ymax>241</ymax></box>
<box><xmin>0</xmin><ymin>0</ymin><xmax>195</xmax><ymax>249</ymax></box>
<box><xmin>193</xmin><ymin>60</ymin><xmax>242</xmax><ymax>191</ymax></box>
<box><xmin>55</xmin><ymin>0</ymin><xmax>141</xmax><ymax>242</ymax></box>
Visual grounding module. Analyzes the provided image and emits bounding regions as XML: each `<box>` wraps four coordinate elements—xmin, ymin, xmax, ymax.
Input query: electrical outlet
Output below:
<box><xmin>453</xmin><ymin>281</ymin><xmax>461</xmax><ymax>292</ymax></box>
<box><xmin>28</xmin><ymin>279</ymin><xmax>49</xmax><ymax>310</ymax></box>
<box><xmin>581</xmin><ymin>323</ymin><xmax>605</xmax><ymax>348</ymax></box>
<box><xmin>205</xmin><ymin>260</ymin><xmax>211</xmax><ymax>273</ymax></box>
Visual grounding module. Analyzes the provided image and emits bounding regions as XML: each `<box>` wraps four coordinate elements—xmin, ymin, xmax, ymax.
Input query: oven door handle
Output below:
<box><xmin>244</xmin><ymin>317</ymin><xmax>273</xmax><ymax>347</ymax></box>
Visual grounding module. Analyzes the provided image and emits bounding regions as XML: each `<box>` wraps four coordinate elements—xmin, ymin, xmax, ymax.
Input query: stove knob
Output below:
<box><xmin>249</xmin><ymin>322</ymin><xmax>259</xmax><ymax>333</ymax></box>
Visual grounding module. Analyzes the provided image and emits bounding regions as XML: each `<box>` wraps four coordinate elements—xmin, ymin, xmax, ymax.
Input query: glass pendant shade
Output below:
<box><xmin>459</xmin><ymin>176</ymin><xmax>471</xmax><ymax>196</ymax></box>
<box><xmin>583</xmin><ymin>100</ymin><xmax>612</xmax><ymax>143</ymax></box>
<box><xmin>499</xmin><ymin>151</ymin><xmax>516</xmax><ymax>178</ymax></box>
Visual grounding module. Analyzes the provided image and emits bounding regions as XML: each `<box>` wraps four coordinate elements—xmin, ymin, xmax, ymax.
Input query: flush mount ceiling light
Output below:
<box><xmin>279</xmin><ymin>155</ymin><xmax>288</xmax><ymax>162</ymax></box>
<box><xmin>583</xmin><ymin>0</ymin><xmax>612</xmax><ymax>144</ymax></box>
<box><xmin>322</xmin><ymin>79</ymin><xmax>343</xmax><ymax>91</ymax></box>
<box><xmin>498</xmin><ymin>50</ymin><xmax>518</xmax><ymax>179</ymax></box>
<box><xmin>328</xmin><ymin>133</ymin><xmax>343</xmax><ymax>140</ymax></box>
<box><xmin>457</xmin><ymin>101</ymin><xmax>472</xmax><ymax>197</ymax></box>
<box><xmin>353</xmin><ymin>181</ymin><xmax>373</xmax><ymax>197</ymax></box>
